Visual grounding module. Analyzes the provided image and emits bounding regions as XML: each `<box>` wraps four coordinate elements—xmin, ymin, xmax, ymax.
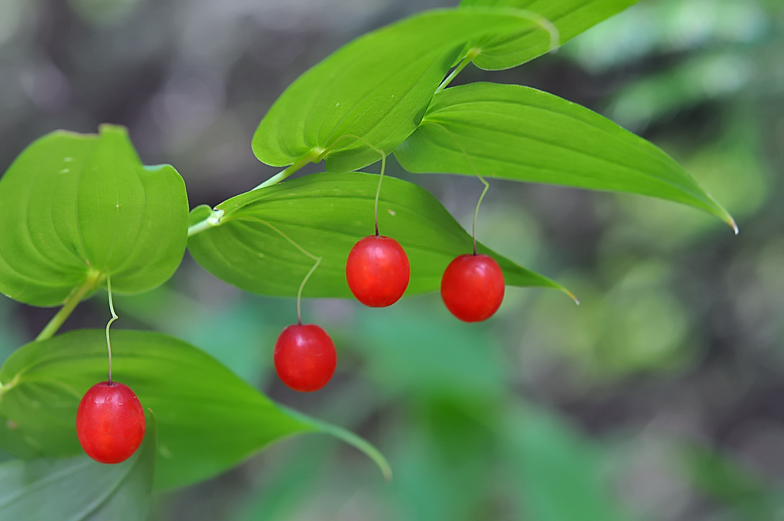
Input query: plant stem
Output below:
<box><xmin>422</xmin><ymin>121</ymin><xmax>489</xmax><ymax>254</ymax></box>
<box><xmin>188</xmin><ymin>148</ymin><xmax>326</xmax><ymax>239</ymax></box>
<box><xmin>36</xmin><ymin>271</ymin><xmax>102</xmax><ymax>341</ymax></box>
<box><xmin>105</xmin><ymin>276</ymin><xmax>118</xmax><ymax>385</ymax></box>
<box><xmin>252</xmin><ymin>148</ymin><xmax>325</xmax><ymax>191</ymax></box>
<box><xmin>435</xmin><ymin>50</ymin><xmax>477</xmax><ymax>94</ymax></box>
<box><xmin>472</xmin><ymin>175</ymin><xmax>490</xmax><ymax>256</ymax></box>
<box><xmin>327</xmin><ymin>133</ymin><xmax>386</xmax><ymax>235</ymax></box>
<box><xmin>187</xmin><ymin>209</ymin><xmax>225</xmax><ymax>238</ymax></box>
<box><xmin>374</xmin><ymin>154</ymin><xmax>386</xmax><ymax>236</ymax></box>
<box><xmin>250</xmin><ymin>218</ymin><xmax>322</xmax><ymax>325</ymax></box>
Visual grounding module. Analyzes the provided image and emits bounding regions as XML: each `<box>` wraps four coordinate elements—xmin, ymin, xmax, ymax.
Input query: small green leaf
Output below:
<box><xmin>0</xmin><ymin>329</ymin><xmax>388</xmax><ymax>490</ymax></box>
<box><xmin>395</xmin><ymin>82</ymin><xmax>735</xmax><ymax>229</ymax></box>
<box><xmin>187</xmin><ymin>172</ymin><xmax>567</xmax><ymax>299</ymax></box>
<box><xmin>252</xmin><ymin>9</ymin><xmax>543</xmax><ymax>174</ymax></box>
<box><xmin>0</xmin><ymin>125</ymin><xmax>189</xmax><ymax>307</ymax></box>
<box><xmin>0</xmin><ymin>415</ymin><xmax>156</xmax><ymax>521</ymax></box>
<box><xmin>458</xmin><ymin>0</ymin><xmax>640</xmax><ymax>70</ymax></box>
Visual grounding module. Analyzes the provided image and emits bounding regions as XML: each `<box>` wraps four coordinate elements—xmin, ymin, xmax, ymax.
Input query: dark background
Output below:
<box><xmin>1</xmin><ymin>0</ymin><xmax>783</xmax><ymax>519</ymax></box>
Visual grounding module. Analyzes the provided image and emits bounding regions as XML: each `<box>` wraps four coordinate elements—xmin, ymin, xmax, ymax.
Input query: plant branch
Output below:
<box><xmin>187</xmin><ymin>209</ymin><xmax>225</xmax><ymax>238</ymax></box>
<box><xmin>252</xmin><ymin>148</ymin><xmax>325</xmax><ymax>191</ymax></box>
<box><xmin>36</xmin><ymin>271</ymin><xmax>103</xmax><ymax>341</ymax></box>
<box><xmin>435</xmin><ymin>50</ymin><xmax>477</xmax><ymax>94</ymax></box>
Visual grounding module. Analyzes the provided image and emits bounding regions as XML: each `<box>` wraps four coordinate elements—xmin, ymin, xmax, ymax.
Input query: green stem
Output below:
<box><xmin>248</xmin><ymin>217</ymin><xmax>322</xmax><ymax>325</ymax></box>
<box><xmin>187</xmin><ymin>148</ymin><xmax>326</xmax><ymax>240</ymax></box>
<box><xmin>435</xmin><ymin>50</ymin><xmax>477</xmax><ymax>94</ymax></box>
<box><xmin>105</xmin><ymin>275</ymin><xmax>118</xmax><ymax>384</ymax></box>
<box><xmin>36</xmin><ymin>271</ymin><xmax>103</xmax><ymax>341</ymax></box>
<box><xmin>373</xmin><ymin>154</ymin><xmax>386</xmax><ymax>236</ymax></box>
<box><xmin>252</xmin><ymin>148</ymin><xmax>325</xmax><ymax>191</ymax></box>
<box><xmin>187</xmin><ymin>209</ymin><xmax>225</xmax><ymax>238</ymax></box>
<box><xmin>472</xmin><ymin>175</ymin><xmax>490</xmax><ymax>256</ymax></box>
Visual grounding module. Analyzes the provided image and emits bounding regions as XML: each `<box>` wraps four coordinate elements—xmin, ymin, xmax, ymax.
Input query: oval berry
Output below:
<box><xmin>76</xmin><ymin>381</ymin><xmax>146</xmax><ymax>464</ymax></box>
<box><xmin>346</xmin><ymin>235</ymin><xmax>410</xmax><ymax>307</ymax></box>
<box><xmin>274</xmin><ymin>324</ymin><xmax>337</xmax><ymax>392</ymax></box>
<box><xmin>441</xmin><ymin>254</ymin><xmax>505</xmax><ymax>322</ymax></box>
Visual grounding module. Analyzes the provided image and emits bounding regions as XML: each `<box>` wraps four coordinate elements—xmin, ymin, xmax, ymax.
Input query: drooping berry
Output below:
<box><xmin>346</xmin><ymin>235</ymin><xmax>410</xmax><ymax>307</ymax></box>
<box><xmin>274</xmin><ymin>324</ymin><xmax>337</xmax><ymax>392</ymax></box>
<box><xmin>441</xmin><ymin>254</ymin><xmax>505</xmax><ymax>322</ymax></box>
<box><xmin>76</xmin><ymin>381</ymin><xmax>146</xmax><ymax>464</ymax></box>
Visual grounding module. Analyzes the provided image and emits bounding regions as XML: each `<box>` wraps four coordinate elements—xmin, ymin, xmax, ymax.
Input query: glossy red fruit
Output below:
<box><xmin>76</xmin><ymin>381</ymin><xmax>146</xmax><ymax>464</ymax></box>
<box><xmin>346</xmin><ymin>235</ymin><xmax>410</xmax><ymax>307</ymax></box>
<box><xmin>274</xmin><ymin>324</ymin><xmax>337</xmax><ymax>392</ymax></box>
<box><xmin>441</xmin><ymin>254</ymin><xmax>505</xmax><ymax>322</ymax></box>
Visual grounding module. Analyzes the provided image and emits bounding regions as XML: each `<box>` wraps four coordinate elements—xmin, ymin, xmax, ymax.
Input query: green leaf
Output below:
<box><xmin>0</xmin><ymin>415</ymin><xmax>156</xmax><ymax>521</ymax></box>
<box><xmin>395</xmin><ymin>82</ymin><xmax>735</xmax><ymax>229</ymax></box>
<box><xmin>0</xmin><ymin>329</ymin><xmax>389</xmax><ymax>490</ymax></box>
<box><xmin>0</xmin><ymin>125</ymin><xmax>190</xmax><ymax>307</ymax></box>
<box><xmin>187</xmin><ymin>172</ymin><xmax>568</xmax><ymax>299</ymax></box>
<box><xmin>458</xmin><ymin>0</ymin><xmax>640</xmax><ymax>70</ymax></box>
<box><xmin>252</xmin><ymin>9</ymin><xmax>543</xmax><ymax>174</ymax></box>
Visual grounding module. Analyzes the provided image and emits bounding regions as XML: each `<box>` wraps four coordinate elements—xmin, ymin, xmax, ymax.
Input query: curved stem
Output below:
<box><xmin>423</xmin><ymin>121</ymin><xmax>490</xmax><ymax>254</ymax></box>
<box><xmin>251</xmin><ymin>217</ymin><xmax>322</xmax><ymax>325</ymax></box>
<box><xmin>328</xmin><ymin>134</ymin><xmax>386</xmax><ymax>235</ymax></box>
<box><xmin>36</xmin><ymin>271</ymin><xmax>103</xmax><ymax>341</ymax></box>
<box><xmin>297</xmin><ymin>257</ymin><xmax>322</xmax><ymax>325</ymax></box>
<box><xmin>472</xmin><ymin>175</ymin><xmax>490</xmax><ymax>256</ymax></box>
<box><xmin>105</xmin><ymin>275</ymin><xmax>118</xmax><ymax>385</ymax></box>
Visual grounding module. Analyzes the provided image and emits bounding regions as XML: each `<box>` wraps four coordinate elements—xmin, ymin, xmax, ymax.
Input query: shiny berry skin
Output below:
<box><xmin>274</xmin><ymin>324</ymin><xmax>337</xmax><ymax>392</ymax></box>
<box><xmin>76</xmin><ymin>382</ymin><xmax>146</xmax><ymax>464</ymax></box>
<box><xmin>346</xmin><ymin>235</ymin><xmax>410</xmax><ymax>307</ymax></box>
<box><xmin>441</xmin><ymin>254</ymin><xmax>505</xmax><ymax>322</ymax></box>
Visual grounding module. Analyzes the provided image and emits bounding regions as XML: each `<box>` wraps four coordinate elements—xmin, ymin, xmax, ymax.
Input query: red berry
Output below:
<box><xmin>346</xmin><ymin>235</ymin><xmax>410</xmax><ymax>307</ymax></box>
<box><xmin>441</xmin><ymin>254</ymin><xmax>505</xmax><ymax>322</ymax></box>
<box><xmin>274</xmin><ymin>324</ymin><xmax>337</xmax><ymax>392</ymax></box>
<box><xmin>76</xmin><ymin>381</ymin><xmax>146</xmax><ymax>464</ymax></box>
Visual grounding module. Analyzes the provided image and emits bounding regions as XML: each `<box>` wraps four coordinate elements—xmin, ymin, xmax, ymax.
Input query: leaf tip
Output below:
<box><xmin>551</xmin><ymin>281</ymin><xmax>579</xmax><ymax>305</ymax></box>
<box><xmin>729</xmin><ymin>217</ymin><xmax>739</xmax><ymax>236</ymax></box>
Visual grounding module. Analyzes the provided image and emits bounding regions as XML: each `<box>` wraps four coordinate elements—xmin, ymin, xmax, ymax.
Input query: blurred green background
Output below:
<box><xmin>1</xmin><ymin>0</ymin><xmax>784</xmax><ymax>519</ymax></box>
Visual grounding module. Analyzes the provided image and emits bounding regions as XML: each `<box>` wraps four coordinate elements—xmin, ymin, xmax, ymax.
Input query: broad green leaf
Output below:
<box><xmin>458</xmin><ymin>0</ymin><xmax>640</xmax><ymax>70</ymax></box>
<box><xmin>395</xmin><ymin>82</ymin><xmax>735</xmax><ymax>229</ymax></box>
<box><xmin>252</xmin><ymin>9</ymin><xmax>543</xmax><ymax>174</ymax></box>
<box><xmin>0</xmin><ymin>416</ymin><xmax>156</xmax><ymax>521</ymax></box>
<box><xmin>0</xmin><ymin>125</ymin><xmax>189</xmax><ymax>307</ymax></box>
<box><xmin>0</xmin><ymin>329</ymin><xmax>389</xmax><ymax>490</ymax></box>
<box><xmin>187</xmin><ymin>172</ymin><xmax>568</xmax><ymax>299</ymax></box>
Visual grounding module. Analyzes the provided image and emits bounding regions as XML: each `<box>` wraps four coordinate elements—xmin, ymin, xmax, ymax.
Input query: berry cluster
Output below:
<box><xmin>273</xmin><ymin>231</ymin><xmax>505</xmax><ymax>394</ymax></box>
<box><xmin>75</xmin><ymin>185</ymin><xmax>504</xmax><ymax>466</ymax></box>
